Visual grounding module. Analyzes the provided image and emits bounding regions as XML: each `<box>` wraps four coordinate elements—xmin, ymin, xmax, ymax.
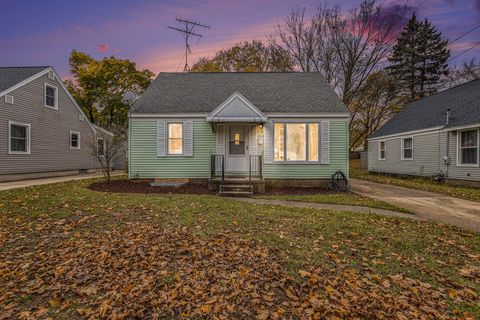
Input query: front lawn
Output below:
<box><xmin>1</xmin><ymin>178</ymin><xmax>479</xmax><ymax>319</ymax></box>
<box><xmin>351</xmin><ymin>160</ymin><xmax>480</xmax><ymax>202</ymax></box>
<box><xmin>256</xmin><ymin>193</ymin><xmax>411</xmax><ymax>213</ymax></box>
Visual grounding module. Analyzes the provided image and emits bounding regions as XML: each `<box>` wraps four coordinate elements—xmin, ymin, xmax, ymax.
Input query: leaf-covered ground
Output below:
<box><xmin>1</xmin><ymin>178</ymin><xmax>479</xmax><ymax>319</ymax></box>
<box><xmin>350</xmin><ymin>160</ymin><xmax>480</xmax><ymax>203</ymax></box>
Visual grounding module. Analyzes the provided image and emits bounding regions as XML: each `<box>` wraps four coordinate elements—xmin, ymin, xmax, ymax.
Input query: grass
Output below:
<box><xmin>256</xmin><ymin>193</ymin><xmax>411</xmax><ymax>213</ymax></box>
<box><xmin>1</xmin><ymin>177</ymin><xmax>479</xmax><ymax>317</ymax></box>
<box><xmin>350</xmin><ymin>159</ymin><xmax>480</xmax><ymax>202</ymax></box>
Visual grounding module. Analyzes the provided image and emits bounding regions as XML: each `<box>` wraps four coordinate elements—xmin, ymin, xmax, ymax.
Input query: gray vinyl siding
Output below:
<box><xmin>368</xmin><ymin>127</ymin><xmax>480</xmax><ymax>182</ymax></box>
<box><xmin>0</xmin><ymin>72</ymin><xmax>96</xmax><ymax>175</ymax></box>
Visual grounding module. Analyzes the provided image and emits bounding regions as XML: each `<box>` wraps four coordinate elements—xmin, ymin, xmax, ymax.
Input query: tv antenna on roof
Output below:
<box><xmin>167</xmin><ymin>18</ymin><xmax>210</xmax><ymax>72</ymax></box>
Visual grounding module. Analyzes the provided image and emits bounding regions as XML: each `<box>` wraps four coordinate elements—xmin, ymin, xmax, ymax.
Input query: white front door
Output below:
<box><xmin>226</xmin><ymin>124</ymin><xmax>249</xmax><ymax>175</ymax></box>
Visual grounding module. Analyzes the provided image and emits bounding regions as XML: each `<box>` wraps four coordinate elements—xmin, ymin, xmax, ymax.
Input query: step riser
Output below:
<box><xmin>219</xmin><ymin>191</ymin><xmax>253</xmax><ymax>197</ymax></box>
<box><xmin>222</xmin><ymin>186</ymin><xmax>252</xmax><ymax>192</ymax></box>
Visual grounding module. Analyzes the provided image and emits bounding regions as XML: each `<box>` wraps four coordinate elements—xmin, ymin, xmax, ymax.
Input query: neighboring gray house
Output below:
<box><xmin>0</xmin><ymin>66</ymin><xmax>107</xmax><ymax>182</ymax></box>
<box><xmin>368</xmin><ymin>79</ymin><xmax>480</xmax><ymax>186</ymax></box>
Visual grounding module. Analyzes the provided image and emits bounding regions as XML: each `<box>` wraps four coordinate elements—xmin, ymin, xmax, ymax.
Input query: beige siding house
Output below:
<box><xmin>368</xmin><ymin>80</ymin><xmax>480</xmax><ymax>186</ymax></box>
<box><xmin>0</xmin><ymin>66</ymin><xmax>105</xmax><ymax>182</ymax></box>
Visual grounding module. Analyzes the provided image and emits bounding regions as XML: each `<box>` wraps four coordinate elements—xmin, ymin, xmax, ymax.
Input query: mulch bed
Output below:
<box><xmin>89</xmin><ymin>180</ymin><xmax>215</xmax><ymax>195</ymax></box>
<box><xmin>90</xmin><ymin>179</ymin><xmax>346</xmax><ymax>196</ymax></box>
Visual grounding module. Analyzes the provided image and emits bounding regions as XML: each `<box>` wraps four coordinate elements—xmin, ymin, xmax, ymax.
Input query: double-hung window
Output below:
<box><xmin>274</xmin><ymin>123</ymin><xmax>318</xmax><ymax>162</ymax></box>
<box><xmin>459</xmin><ymin>130</ymin><xmax>479</xmax><ymax>165</ymax></box>
<box><xmin>401</xmin><ymin>137</ymin><xmax>413</xmax><ymax>160</ymax></box>
<box><xmin>9</xmin><ymin>121</ymin><xmax>30</xmax><ymax>154</ymax></box>
<box><xmin>168</xmin><ymin>123</ymin><xmax>183</xmax><ymax>155</ymax></box>
<box><xmin>70</xmin><ymin>131</ymin><xmax>80</xmax><ymax>149</ymax></box>
<box><xmin>45</xmin><ymin>84</ymin><xmax>58</xmax><ymax>109</ymax></box>
<box><xmin>378</xmin><ymin>141</ymin><xmax>386</xmax><ymax>160</ymax></box>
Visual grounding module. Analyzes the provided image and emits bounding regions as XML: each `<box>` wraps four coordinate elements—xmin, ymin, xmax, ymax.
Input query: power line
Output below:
<box><xmin>167</xmin><ymin>17</ymin><xmax>210</xmax><ymax>72</ymax></box>
<box><xmin>449</xmin><ymin>23</ymin><xmax>480</xmax><ymax>45</ymax></box>
<box><xmin>448</xmin><ymin>40</ymin><xmax>480</xmax><ymax>62</ymax></box>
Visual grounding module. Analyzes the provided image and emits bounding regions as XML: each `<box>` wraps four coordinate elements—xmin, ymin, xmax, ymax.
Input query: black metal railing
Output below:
<box><xmin>211</xmin><ymin>154</ymin><xmax>225</xmax><ymax>185</ymax></box>
<box><xmin>249</xmin><ymin>155</ymin><xmax>263</xmax><ymax>182</ymax></box>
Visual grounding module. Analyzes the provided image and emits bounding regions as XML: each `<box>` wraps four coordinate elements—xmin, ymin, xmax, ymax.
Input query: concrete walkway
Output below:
<box><xmin>350</xmin><ymin>178</ymin><xmax>480</xmax><ymax>233</ymax></box>
<box><xmin>0</xmin><ymin>171</ymin><xmax>125</xmax><ymax>191</ymax></box>
<box><xmin>229</xmin><ymin>197</ymin><xmax>422</xmax><ymax>221</ymax></box>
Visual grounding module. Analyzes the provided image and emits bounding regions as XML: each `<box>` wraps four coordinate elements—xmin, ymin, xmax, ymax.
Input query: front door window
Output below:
<box><xmin>229</xmin><ymin>126</ymin><xmax>245</xmax><ymax>154</ymax></box>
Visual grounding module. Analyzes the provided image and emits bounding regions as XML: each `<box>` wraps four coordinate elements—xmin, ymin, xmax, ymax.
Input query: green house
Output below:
<box><xmin>129</xmin><ymin>72</ymin><xmax>349</xmax><ymax>195</ymax></box>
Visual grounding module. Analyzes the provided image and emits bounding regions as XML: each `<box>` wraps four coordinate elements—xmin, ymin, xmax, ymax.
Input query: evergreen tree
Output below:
<box><xmin>388</xmin><ymin>14</ymin><xmax>450</xmax><ymax>101</ymax></box>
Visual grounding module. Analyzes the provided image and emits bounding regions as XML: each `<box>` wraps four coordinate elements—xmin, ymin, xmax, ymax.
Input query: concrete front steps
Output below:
<box><xmin>209</xmin><ymin>177</ymin><xmax>265</xmax><ymax>196</ymax></box>
<box><xmin>219</xmin><ymin>182</ymin><xmax>253</xmax><ymax>197</ymax></box>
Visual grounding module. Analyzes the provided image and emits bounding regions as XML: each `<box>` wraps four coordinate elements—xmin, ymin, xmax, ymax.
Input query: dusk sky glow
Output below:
<box><xmin>2</xmin><ymin>0</ymin><xmax>480</xmax><ymax>77</ymax></box>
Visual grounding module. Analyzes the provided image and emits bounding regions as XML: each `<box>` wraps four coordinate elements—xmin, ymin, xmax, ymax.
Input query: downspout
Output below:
<box><xmin>444</xmin><ymin>109</ymin><xmax>451</xmax><ymax>181</ymax></box>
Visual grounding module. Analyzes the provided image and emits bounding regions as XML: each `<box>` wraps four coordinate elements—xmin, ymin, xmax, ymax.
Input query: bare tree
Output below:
<box><xmin>271</xmin><ymin>0</ymin><xmax>410</xmax><ymax>149</ymax></box>
<box><xmin>90</xmin><ymin>124</ymin><xmax>126</xmax><ymax>183</ymax></box>
<box><xmin>444</xmin><ymin>58</ymin><xmax>480</xmax><ymax>88</ymax></box>
<box><xmin>349</xmin><ymin>71</ymin><xmax>403</xmax><ymax>150</ymax></box>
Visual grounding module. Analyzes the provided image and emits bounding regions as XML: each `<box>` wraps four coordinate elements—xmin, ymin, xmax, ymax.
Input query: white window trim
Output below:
<box><xmin>401</xmin><ymin>137</ymin><xmax>414</xmax><ymax>160</ymax></box>
<box><xmin>44</xmin><ymin>83</ymin><xmax>58</xmax><ymax>110</ymax></box>
<box><xmin>456</xmin><ymin>129</ymin><xmax>479</xmax><ymax>167</ymax></box>
<box><xmin>70</xmin><ymin>131</ymin><xmax>81</xmax><ymax>149</ymax></box>
<box><xmin>97</xmin><ymin>137</ymin><xmax>106</xmax><ymax>157</ymax></box>
<box><xmin>273</xmin><ymin>122</ymin><xmax>319</xmax><ymax>164</ymax></box>
<box><xmin>167</xmin><ymin>122</ymin><xmax>184</xmax><ymax>156</ymax></box>
<box><xmin>8</xmin><ymin>121</ymin><xmax>31</xmax><ymax>155</ymax></box>
<box><xmin>378</xmin><ymin>140</ymin><xmax>386</xmax><ymax>160</ymax></box>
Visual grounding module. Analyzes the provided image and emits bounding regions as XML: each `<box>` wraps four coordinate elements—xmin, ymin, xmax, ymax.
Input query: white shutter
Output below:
<box><xmin>320</xmin><ymin>120</ymin><xmax>330</xmax><ymax>164</ymax></box>
<box><xmin>249</xmin><ymin>125</ymin><xmax>258</xmax><ymax>156</ymax></box>
<box><xmin>216</xmin><ymin>124</ymin><xmax>225</xmax><ymax>155</ymax></box>
<box><xmin>157</xmin><ymin>120</ymin><xmax>166</xmax><ymax>157</ymax></box>
<box><xmin>183</xmin><ymin>120</ymin><xmax>193</xmax><ymax>156</ymax></box>
<box><xmin>263</xmin><ymin>121</ymin><xmax>273</xmax><ymax>164</ymax></box>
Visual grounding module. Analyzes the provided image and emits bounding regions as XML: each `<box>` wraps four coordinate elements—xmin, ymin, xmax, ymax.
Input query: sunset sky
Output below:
<box><xmin>2</xmin><ymin>0</ymin><xmax>480</xmax><ymax>77</ymax></box>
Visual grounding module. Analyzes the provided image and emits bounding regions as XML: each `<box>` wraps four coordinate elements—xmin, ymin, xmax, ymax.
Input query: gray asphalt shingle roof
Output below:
<box><xmin>370</xmin><ymin>79</ymin><xmax>480</xmax><ymax>138</ymax></box>
<box><xmin>0</xmin><ymin>66</ymin><xmax>50</xmax><ymax>93</ymax></box>
<box><xmin>131</xmin><ymin>72</ymin><xmax>348</xmax><ymax>114</ymax></box>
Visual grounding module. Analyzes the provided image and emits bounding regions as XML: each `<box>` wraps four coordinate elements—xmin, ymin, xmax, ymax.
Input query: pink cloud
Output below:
<box><xmin>97</xmin><ymin>43</ymin><xmax>109</xmax><ymax>53</ymax></box>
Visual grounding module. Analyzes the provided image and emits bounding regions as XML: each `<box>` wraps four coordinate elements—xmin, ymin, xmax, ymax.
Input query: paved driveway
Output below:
<box><xmin>350</xmin><ymin>178</ymin><xmax>480</xmax><ymax>233</ymax></box>
<box><xmin>0</xmin><ymin>171</ymin><xmax>125</xmax><ymax>191</ymax></box>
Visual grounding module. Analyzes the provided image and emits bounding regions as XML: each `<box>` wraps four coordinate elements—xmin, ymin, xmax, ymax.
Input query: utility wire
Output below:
<box><xmin>448</xmin><ymin>40</ymin><xmax>480</xmax><ymax>62</ymax></box>
<box><xmin>449</xmin><ymin>23</ymin><xmax>480</xmax><ymax>44</ymax></box>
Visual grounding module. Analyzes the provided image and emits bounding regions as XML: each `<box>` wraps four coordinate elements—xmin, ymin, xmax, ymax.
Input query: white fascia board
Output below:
<box><xmin>266</xmin><ymin>112</ymin><xmax>350</xmax><ymax>118</ymax></box>
<box><xmin>49</xmin><ymin>68</ymin><xmax>97</xmax><ymax>133</ymax></box>
<box><xmin>445</xmin><ymin>123</ymin><xmax>480</xmax><ymax>132</ymax></box>
<box><xmin>368</xmin><ymin>126</ymin><xmax>444</xmax><ymax>141</ymax></box>
<box><xmin>130</xmin><ymin>113</ymin><xmax>208</xmax><ymax>118</ymax></box>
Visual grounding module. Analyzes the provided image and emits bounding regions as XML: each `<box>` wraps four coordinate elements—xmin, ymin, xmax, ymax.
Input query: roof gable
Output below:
<box><xmin>0</xmin><ymin>66</ymin><xmax>98</xmax><ymax>134</ymax></box>
<box><xmin>207</xmin><ymin>92</ymin><xmax>267</xmax><ymax>122</ymax></box>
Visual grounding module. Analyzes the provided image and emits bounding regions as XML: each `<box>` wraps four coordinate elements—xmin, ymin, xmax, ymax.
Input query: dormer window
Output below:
<box><xmin>45</xmin><ymin>84</ymin><xmax>58</xmax><ymax>109</ymax></box>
